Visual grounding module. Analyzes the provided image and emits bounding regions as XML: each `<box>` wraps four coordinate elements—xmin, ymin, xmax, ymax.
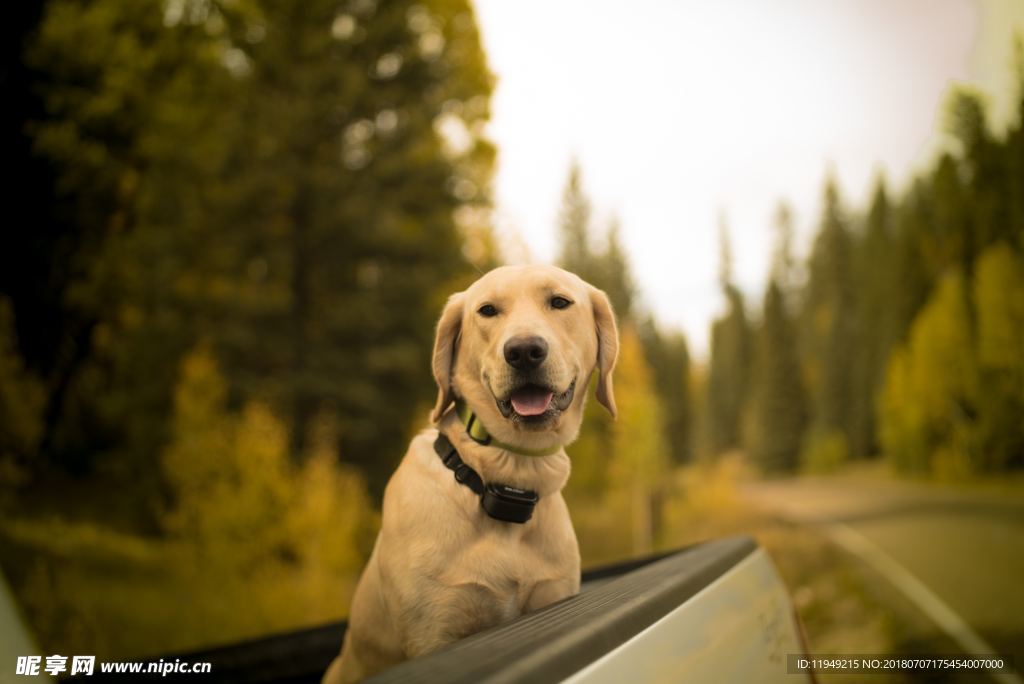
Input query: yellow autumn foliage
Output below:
<box><xmin>6</xmin><ymin>345</ymin><xmax>376</xmax><ymax>659</ymax></box>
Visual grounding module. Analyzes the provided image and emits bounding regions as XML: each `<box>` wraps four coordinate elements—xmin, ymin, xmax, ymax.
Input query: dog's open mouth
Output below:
<box><xmin>511</xmin><ymin>385</ymin><xmax>553</xmax><ymax>416</ymax></box>
<box><xmin>496</xmin><ymin>380</ymin><xmax>576</xmax><ymax>421</ymax></box>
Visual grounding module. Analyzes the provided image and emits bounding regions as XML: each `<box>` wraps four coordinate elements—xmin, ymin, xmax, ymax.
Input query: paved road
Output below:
<box><xmin>742</xmin><ymin>476</ymin><xmax>1024</xmax><ymax>676</ymax></box>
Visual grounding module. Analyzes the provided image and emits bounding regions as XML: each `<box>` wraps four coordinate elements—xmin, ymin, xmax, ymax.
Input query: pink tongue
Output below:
<box><xmin>510</xmin><ymin>386</ymin><xmax>554</xmax><ymax>416</ymax></box>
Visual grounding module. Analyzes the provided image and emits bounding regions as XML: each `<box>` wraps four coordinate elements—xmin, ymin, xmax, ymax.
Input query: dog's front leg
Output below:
<box><xmin>402</xmin><ymin>582</ymin><xmax>511</xmax><ymax>658</ymax></box>
<box><xmin>322</xmin><ymin>546</ymin><xmax>404</xmax><ymax>684</ymax></box>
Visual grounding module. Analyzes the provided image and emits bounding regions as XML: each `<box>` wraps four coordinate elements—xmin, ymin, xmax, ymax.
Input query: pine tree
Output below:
<box><xmin>891</xmin><ymin>182</ymin><xmax>934</xmax><ymax>343</ymax></box>
<box><xmin>557</xmin><ymin>160</ymin><xmax>597</xmax><ymax>284</ymax></box>
<box><xmin>705</xmin><ymin>219</ymin><xmax>751</xmax><ymax>456</ymax></box>
<box><xmin>596</xmin><ymin>217</ymin><xmax>637</xmax><ymax>322</ymax></box>
<box><xmin>801</xmin><ymin>177</ymin><xmax>857</xmax><ymax>463</ymax></box>
<box><xmin>947</xmin><ymin>90</ymin><xmax>1013</xmax><ymax>259</ymax></box>
<box><xmin>749</xmin><ymin>204</ymin><xmax>805</xmax><ymax>472</ymax></box>
<box><xmin>554</xmin><ymin>163</ymin><xmax>636</xmax><ymax>320</ymax></box>
<box><xmin>639</xmin><ymin>318</ymin><xmax>692</xmax><ymax>465</ymax></box>
<box><xmin>849</xmin><ymin>177</ymin><xmax>898</xmax><ymax>458</ymax></box>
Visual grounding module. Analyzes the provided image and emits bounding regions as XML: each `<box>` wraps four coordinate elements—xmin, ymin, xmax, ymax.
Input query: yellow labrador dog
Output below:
<box><xmin>323</xmin><ymin>265</ymin><xmax>618</xmax><ymax>683</ymax></box>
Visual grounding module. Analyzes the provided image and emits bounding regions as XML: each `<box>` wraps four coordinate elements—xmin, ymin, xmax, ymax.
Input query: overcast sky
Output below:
<box><xmin>472</xmin><ymin>0</ymin><xmax>1024</xmax><ymax>358</ymax></box>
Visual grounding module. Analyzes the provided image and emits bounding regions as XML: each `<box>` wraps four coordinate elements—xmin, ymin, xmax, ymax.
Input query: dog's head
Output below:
<box><xmin>431</xmin><ymin>265</ymin><xmax>618</xmax><ymax>452</ymax></box>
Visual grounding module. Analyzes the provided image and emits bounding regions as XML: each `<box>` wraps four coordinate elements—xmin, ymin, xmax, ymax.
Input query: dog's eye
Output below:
<box><xmin>550</xmin><ymin>296</ymin><xmax>573</xmax><ymax>310</ymax></box>
<box><xmin>477</xmin><ymin>304</ymin><xmax>498</xmax><ymax>317</ymax></box>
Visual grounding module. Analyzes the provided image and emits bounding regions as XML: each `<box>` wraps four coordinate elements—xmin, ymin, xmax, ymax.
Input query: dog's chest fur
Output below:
<box><xmin>436</xmin><ymin>518</ymin><xmax>562</xmax><ymax>609</ymax></box>
<box><xmin>377</xmin><ymin>432</ymin><xmax>578</xmax><ymax>642</ymax></box>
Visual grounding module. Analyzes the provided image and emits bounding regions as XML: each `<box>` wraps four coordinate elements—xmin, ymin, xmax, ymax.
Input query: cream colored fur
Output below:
<box><xmin>323</xmin><ymin>265</ymin><xmax>618</xmax><ymax>683</ymax></box>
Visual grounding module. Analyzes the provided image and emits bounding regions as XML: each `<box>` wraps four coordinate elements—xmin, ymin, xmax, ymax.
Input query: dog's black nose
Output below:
<box><xmin>504</xmin><ymin>336</ymin><xmax>548</xmax><ymax>371</ymax></box>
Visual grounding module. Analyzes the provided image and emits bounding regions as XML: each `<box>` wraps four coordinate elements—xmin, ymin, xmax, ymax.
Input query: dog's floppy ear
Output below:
<box><xmin>589</xmin><ymin>285</ymin><xmax>619</xmax><ymax>418</ymax></box>
<box><xmin>431</xmin><ymin>292</ymin><xmax>465</xmax><ymax>423</ymax></box>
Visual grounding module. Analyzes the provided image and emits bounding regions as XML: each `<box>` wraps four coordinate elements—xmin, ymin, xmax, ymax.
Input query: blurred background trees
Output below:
<box><xmin>726</xmin><ymin>71</ymin><xmax>1024</xmax><ymax>478</ymax></box>
<box><xmin>4</xmin><ymin>0</ymin><xmax>495</xmax><ymax>504</ymax></box>
<box><xmin>1</xmin><ymin>0</ymin><xmax>1022</xmax><ymax>663</ymax></box>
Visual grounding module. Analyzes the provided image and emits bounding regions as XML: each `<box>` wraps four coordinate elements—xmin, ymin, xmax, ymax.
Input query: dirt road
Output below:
<box><xmin>743</xmin><ymin>475</ymin><xmax>1024</xmax><ymax>680</ymax></box>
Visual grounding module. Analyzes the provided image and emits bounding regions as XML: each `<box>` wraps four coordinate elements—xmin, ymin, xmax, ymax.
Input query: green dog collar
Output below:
<box><xmin>453</xmin><ymin>399</ymin><xmax>562</xmax><ymax>457</ymax></box>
